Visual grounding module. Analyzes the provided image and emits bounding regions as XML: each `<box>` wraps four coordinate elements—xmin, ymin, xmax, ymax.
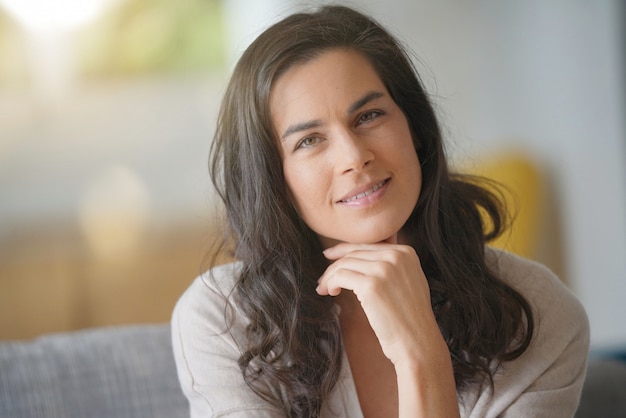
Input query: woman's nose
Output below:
<box><xmin>334</xmin><ymin>129</ymin><xmax>374</xmax><ymax>173</ymax></box>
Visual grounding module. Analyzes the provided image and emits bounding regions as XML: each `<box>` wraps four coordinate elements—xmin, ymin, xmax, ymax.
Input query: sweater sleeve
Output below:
<box><xmin>461</xmin><ymin>250</ymin><xmax>590</xmax><ymax>418</ymax></box>
<box><xmin>171</xmin><ymin>263</ymin><xmax>286</xmax><ymax>418</ymax></box>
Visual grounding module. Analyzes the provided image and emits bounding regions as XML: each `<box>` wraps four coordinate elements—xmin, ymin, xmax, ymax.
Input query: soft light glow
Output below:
<box><xmin>0</xmin><ymin>0</ymin><xmax>120</xmax><ymax>105</ymax></box>
<box><xmin>79</xmin><ymin>166</ymin><xmax>151</xmax><ymax>259</ymax></box>
<box><xmin>0</xmin><ymin>0</ymin><xmax>111</xmax><ymax>31</ymax></box>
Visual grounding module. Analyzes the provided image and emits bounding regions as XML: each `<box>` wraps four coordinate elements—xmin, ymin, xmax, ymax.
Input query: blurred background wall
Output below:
<box><xmin>0</xmin><ymin>0</ymin><xmax>624</xmax><ymax>352</ymax></box>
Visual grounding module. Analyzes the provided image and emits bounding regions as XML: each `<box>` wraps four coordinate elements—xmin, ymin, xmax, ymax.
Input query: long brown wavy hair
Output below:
<box><xmin>209</xmin><ymin>5</ymin><xmax>534</xmax><ymax>417</ymax></box>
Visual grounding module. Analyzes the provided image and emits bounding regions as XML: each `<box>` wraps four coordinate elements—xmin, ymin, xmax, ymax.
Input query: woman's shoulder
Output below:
<box><xmin>170</xmin><ymin>262</ymin><xmax>283</xmax><ymax>416</ymax></box>
<box><xmin>485</xmin><ymin>247</ymin><xmax>589</xmax><ymax>350</ymax></box>
<box><xmin>172</xmin><ymin>261</ymin><xmax>244</xmax><ymax>336</ymax></box>
<box><xmin>485</xmin><ymin>247</ymin><xmax>587</xmax><ymax>328</ymax></box>
<box><xmin>466</xmin><ymin>248</ymin><xmax>590</xmax><ymax>417</ymax></box>
<box><xmin>178</xmin><ymin>261</ymin><xmax>243</xmax><ymax>304</ymax></box>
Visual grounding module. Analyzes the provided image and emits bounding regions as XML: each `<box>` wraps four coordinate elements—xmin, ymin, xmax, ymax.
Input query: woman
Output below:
<box><xmin>172</xmin><ymin>5</ymin><xmax>589</xmax><ymax>417</ymax></box>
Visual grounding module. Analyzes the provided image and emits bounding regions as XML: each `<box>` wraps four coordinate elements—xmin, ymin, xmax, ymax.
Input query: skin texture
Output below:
<box><xmin>270</xmin><ymin>49</ymin><xmax>460</xmax><ymax>417</ymax></box>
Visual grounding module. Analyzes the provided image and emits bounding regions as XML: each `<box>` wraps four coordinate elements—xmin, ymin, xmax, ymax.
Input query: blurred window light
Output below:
<box><xmin>0</xmin><ymin>0</ymin><xmax>225</xmax><ymax>88</ymax></box>
<box><xmin>77</xmin><ymin>0</ymin><xmax>225</xmax><ymax>77</ymax></box>
<box><xmin>0</xmin><ymin>0</ymin><xmax>115</xmax><ymax>31</ymax></box>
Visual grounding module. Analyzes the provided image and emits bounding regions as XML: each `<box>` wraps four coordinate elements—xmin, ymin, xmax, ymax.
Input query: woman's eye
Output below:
<box><xmin>358</xmin><ymin>110</ymin><xmax>382</xmax><ymax>124</ymax></box>
<box><xmin>296</xmin><ymin>136</ymin><xmax>320</xmax><ymax>149</ymax></box>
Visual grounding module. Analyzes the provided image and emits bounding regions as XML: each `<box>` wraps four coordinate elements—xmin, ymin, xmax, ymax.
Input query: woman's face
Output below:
<box><xmin>270</xmin><ymin>48</ymin><xmax>422</xmax><ymax>248</ymax></box>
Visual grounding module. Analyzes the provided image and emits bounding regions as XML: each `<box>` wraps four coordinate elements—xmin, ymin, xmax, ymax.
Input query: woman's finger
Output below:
<box><xmin>316</xmin><ymin>266</ymin><xmax>369</xmax><ymax>296</ymax></box>
<box><xmin>323</xmin><ymin>241</ymin><xmax>398</xmax><ymax>259</ymax></box>
<box><xmin>324</xmin><ymin>242</ymin><xmax>414</xmax><ymax>261</ymax></box>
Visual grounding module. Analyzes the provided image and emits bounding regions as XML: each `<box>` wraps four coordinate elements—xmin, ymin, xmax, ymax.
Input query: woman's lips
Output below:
<box><xmin>338</xmin><ymin>178</ymin><xmax>390</xmax><ymax>203</ymax></box>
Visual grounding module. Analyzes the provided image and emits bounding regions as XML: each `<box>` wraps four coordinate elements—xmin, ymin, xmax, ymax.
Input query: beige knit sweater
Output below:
<box><xmin>172</xmin><ymin>248</ymin><xmax>589</xmax><ymax>418</ymax></box>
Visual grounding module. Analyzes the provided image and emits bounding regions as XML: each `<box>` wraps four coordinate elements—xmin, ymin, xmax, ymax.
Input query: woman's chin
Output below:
<box><xmin>319</xmin><ymin>230</ymin><xmax>401</xmax><ymax>248</ymax></box>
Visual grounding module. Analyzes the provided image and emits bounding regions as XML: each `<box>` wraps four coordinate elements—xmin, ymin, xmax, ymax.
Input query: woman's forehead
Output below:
<box><xmin>269</xmin><ymin>49</ymin><xmax>385</xmax><ymax>116</ymax></box>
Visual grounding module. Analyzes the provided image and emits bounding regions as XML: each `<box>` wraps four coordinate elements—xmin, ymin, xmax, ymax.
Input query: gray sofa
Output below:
<box><xmin>0</xmin><ymin>324</ymin><xmax>187</xmax><ymax>418</ymax></box>
<box><xmin>1</xmin><ymin>323</ymin><xmax>625</xmax><ymax>418</ymax></box>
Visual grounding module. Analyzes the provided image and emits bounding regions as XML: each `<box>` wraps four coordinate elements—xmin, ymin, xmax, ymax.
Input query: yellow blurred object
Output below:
<box><xmin>465</xmin><ymin>152</ymin><xmax>544</xmax><ymax>261</ymax></box>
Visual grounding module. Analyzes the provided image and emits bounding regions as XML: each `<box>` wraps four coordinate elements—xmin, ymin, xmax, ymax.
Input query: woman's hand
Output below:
<box><xmin>316</xmin><ymin>242</ymin><xmax>442</xmax><ymax>366</ymax></box>
<box><xmin>316</xmin><ymin>242</ymin><xmax>460</xmax><ymax>418</ymax></box>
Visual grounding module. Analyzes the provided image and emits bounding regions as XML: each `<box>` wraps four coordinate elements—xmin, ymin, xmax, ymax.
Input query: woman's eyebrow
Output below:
<box><xmin>281</xmin><ymin>119</ymin><xmax>322</xmax><ymax>141</ymax></box>
<box><xmin>347</xmin><ymin>91</ymin><xmax>385</xmax><ymax>114</ymax></box>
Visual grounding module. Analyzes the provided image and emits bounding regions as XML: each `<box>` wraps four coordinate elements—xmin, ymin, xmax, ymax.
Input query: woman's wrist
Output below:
<box><xmin>393</xmin><ymin>337</ymin><xmax>460</xmax><ymax>418</ymax></box>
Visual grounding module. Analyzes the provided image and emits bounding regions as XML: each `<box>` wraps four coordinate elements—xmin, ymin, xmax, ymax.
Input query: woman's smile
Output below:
<box><xmin>337</xmin><ymin>178</ymin><xmax>390</xmax><ymax>205</ymax></box>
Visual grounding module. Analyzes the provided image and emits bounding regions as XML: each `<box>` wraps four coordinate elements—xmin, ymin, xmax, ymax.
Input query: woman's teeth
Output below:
<box><xmin>341</xmin><ymin>180</ymin><xmax>386</xmax><ymax>202</ymax></box>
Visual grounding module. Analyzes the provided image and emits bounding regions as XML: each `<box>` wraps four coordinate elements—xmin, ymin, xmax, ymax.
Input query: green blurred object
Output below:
<box><xmin>77</xmin><ymin>0</ymin><xmax>225</xmax><ymax>77</ymax></box>
<box><xmin>0</xmin><ymin>11</ymin><xmax>29</xmax><ymax>87</ymax></box>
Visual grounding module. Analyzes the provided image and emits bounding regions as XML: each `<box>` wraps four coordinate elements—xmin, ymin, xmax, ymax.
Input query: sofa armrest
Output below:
<box><xmin>575</xmin><ymin>358</ymin><xmax>626</xmax><ymax>418</ymax></box>
<box><xmin>0</xmin><ymin>323</ymin><xmax>188</xmax><ymax>418</ymax></box>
